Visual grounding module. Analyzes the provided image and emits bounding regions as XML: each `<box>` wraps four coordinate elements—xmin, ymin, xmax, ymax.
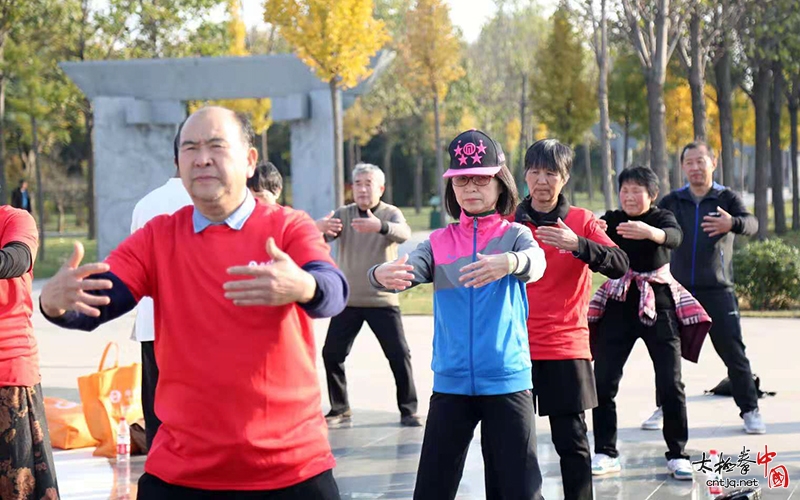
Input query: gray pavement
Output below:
<box><xmin>32</xmin><ymin>284</ymin><xmax>800</xmax><ymax>499</ymax></box>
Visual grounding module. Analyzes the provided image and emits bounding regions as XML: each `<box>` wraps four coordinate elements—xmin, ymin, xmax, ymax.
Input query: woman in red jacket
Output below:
<box><xmin>514</xmin><ymin>140</ymin><xmax>628</xmax><ymax>500</ymax></box>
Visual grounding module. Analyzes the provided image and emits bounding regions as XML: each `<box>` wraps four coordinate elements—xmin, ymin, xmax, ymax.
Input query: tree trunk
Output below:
<box><xmin>347</xmin><ymin>139</ymin><xmax>355</xmax><ymax>173</ymax></box>
<box><xmin>770</xmin><ymin>61</ymin><xmax>786</xmax><ymax>234</ymax></box>
<box><xmin>414</xmin><ymin>153</ymin><xmax>423</xmax><ymax>214</ymax></box>
<box><xmin>0</xmin><ymin>41</ymin><xmax>6</xmax><ymax>205</ymax></box>
<box><xmin>739</xmin><ymin>140</ymin><xmax>746</xmax><ymax>193</ymax></box>
<box><xmin>330</xmin><ymin>79</ymin><xmax>345</xmax><ymax>208</ymax></box>
<box><xmin>598</xmin><ymin>0</ymin><xmax>614</xmax><ymax>210</ymax></box>
<box><xmin>383</xmin><ymin>135</ymin><xmax>395</xmax><ymax>204</ymax></box>
<box><xmin>261</xmin><ymin>129</ymin><xmax>269</xmax><ymax>161</ymax></box>
<box><xmin>584</xmin><ymin>139</ymin><xmax>594</xmax><ymax>203</ymax></box>
<box><xmin>82</xmin><ymin>102</ymin><xmax>96</xmax><ymax>239</ymax></box>
<box><xmin>673</xmin><ymin>150</ymin><xmax>682</xmax><ymax>189</ymax></box>
<box><xmin>32</xmin><ymin>115</ymin><xmax>45</xmax><ymax>260</ymax></box>
<box><xmin>688</xmin><ymin>9</ymin><xmax>707</xmax><ymax>141</ymax></box>
<box><xmin>646</xmin><ymin>76</ymin><xmax>671</xmax><ymax>195</ymax></box>
<box><xmin>518</xmin><ymin>73</ymin><xmax>528</xmax><ymax>187</ymax></box>
<box><xmin>57</xmin><ymin>204</ymin><xmax>65</xmax><ymax>233</ymax></box>
<box><xmin>752</xmin><ymin>66</ymin><xmax>771</xmax><ymax>240</ymax></box>
<box><xmin>623</xmin><ymin>116</ymin><xmax>630</xmax><ymax>170</ymax></box>
<box><xmin>433</xmin><ymin>93</ymin><xmax>446</xmax><ymax>222</ymax></box>
<box><xmin>355</xmin><ymin>144</ymin><xmax>362</xmax><ymax>164</ymax></box>
<box><xmin>790</xmin><ymin>102</ymin><xmax>799</xmax><ymax>230</ymax></box>
<box><xmin>714</xmin><ymin>49</ymin><xmax>735</xmax><ymax>189</ymax></box>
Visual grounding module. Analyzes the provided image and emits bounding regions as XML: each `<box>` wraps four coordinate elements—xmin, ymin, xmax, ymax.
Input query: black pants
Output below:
<box><xmin>322</xmin><ymin>306</ymin><xmax>417</xmax><ymax>417</ymax></box>
<box><xmin>414</xmin><ymin>391</ymin><xmax>543</xmax><ymax>500</ymax></box>
<box><xmin>136</xmin><ymin>470</ymin><xmax>340</xmax><ymax>499</ymax></box>
<box><xmin>694</xmin><ymin>288</ymin><xmax>759</xmax><ymax>415</ymax></box>
<box><xmin>142</xmin><ymin>340</ymin><xmax>161</xmax><ymax>450</ymax></box>
<box><xmin>592</xmin><ymin>303</ymin><xmax>689</xmax><ymax>461</ymax></box>
<box><xmin>531</xmin><ymin>360</ymin><xmax>595</xmax><ymax>500</ymax></box>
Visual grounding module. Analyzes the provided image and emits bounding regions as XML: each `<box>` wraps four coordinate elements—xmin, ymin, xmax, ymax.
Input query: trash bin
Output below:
<box><xmin>428</xmin><ymin>196</ymin><xmax>444</xmax><ymax>229</ymax></box>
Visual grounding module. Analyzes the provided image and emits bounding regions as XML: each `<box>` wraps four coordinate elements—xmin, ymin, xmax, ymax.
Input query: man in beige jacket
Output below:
<box><xmin>316</xmin><ymin>163</ymin><xmax>421</xmax><ymax>427</ymax></box>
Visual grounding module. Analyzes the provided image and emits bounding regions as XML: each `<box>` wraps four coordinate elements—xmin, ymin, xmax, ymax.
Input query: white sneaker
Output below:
<box><xmin>743</xmin><ymin>409</ymin><xmax>766</xmax><ymax>434</ymax></box>
<box><xmin>667</xmin><ymin>458</ymin><xmax>693</xmax><ymax>480</ymax></box>
<box><xmin>591</xmin><ymin>453</ymin><xmax>622</xmax><ymax>476</ymax></box>
<box><xmin>641</xmin><ymin>407</ymin><xmax>663</xmax><ymax>430</ymax></box>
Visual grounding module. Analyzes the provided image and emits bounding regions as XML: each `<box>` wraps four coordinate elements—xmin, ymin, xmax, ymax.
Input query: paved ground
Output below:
<box><xmin>32</xmin><ymin>281</ymin><xmax>800</xmax><ymax>499</ymax></box>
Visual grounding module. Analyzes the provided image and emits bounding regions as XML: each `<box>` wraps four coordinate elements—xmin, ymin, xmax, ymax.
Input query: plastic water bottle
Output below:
<box><xmin>707</xmin><ymin>449</ymin><xmax>723</xmax><ymax>497</ymax></box>
<box><xmin>116</xmin><ymin>416</ymin><xmax>131</xmax><ymax>463</ymax></box>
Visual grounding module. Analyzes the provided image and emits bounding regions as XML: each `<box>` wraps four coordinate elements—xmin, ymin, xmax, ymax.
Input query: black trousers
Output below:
<box><xmin>694</xmin><ymin>288</ymin><xmax>759</xmax><ymax>415</ymax></box>
<box><xmin>141</xmin><ymin>340</ymin><xmax>161</xmax><ymax>450</ymax></box>
<box><xmin>414</xmin><ymin>391</ymin><xmax>543</xmax><ymax>500</ymax></box>
<box><xmin>322</xmin><ymin>306</ymin><xmax>418</xmax><ymax>417</ymax></box>
<box><xmin>136</xmin><ymin>470</ymin><xmax>340</xmax><ymax>499</ymax></box>
<box><xmin>592</xmin><ymin>302</ymin><xmax>689</xmax><ymax>461</ymax></box>
<box><xmin>532</xmin><ymin>361</ymin><xmax>595</xmax><ymax>500</ymax></box>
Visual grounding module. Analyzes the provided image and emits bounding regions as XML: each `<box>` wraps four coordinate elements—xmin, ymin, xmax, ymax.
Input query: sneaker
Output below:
<box><xmin>667</xmin><ymin>458</ymin><xmax>693</xmax><ymax>480</ymax></box>
<box><xmin>641</xmin><ymin>407</ymin><xmax>663</xmax><ymax>430</ymax></box>
<box><xmin>743</xmin><ymin>409</ymin><xmax>766</xmax><ymax>434</ymax></box>
<box><xmin>591</xmin><ymin>453</ymin><xmax>622</xmax><ymax>476</ymax></box>
<box><xmin>325</xmin><ymin>409</ymin><xmax>352</xmax><ymax>426</ymax></box>
<box><xmin>400</xmin><ymin>415</ymin><xmax>423</xmax><ymax>427</ymax></box>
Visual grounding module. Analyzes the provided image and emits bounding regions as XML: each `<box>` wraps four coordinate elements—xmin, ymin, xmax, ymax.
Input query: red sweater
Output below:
<box><xmin>106</xmin><ymin>203</ymin><xmax>335</xmax><ymax>490</ymax></box>
<box><xmin>522</xmin><ymin>207</ymin><xmax>616</xmax><ymax>360</ymax></box>
<box><xmin>0</xmin><ymin>207</ymin><xmax>39</xmax><ymax>386</ymax></box>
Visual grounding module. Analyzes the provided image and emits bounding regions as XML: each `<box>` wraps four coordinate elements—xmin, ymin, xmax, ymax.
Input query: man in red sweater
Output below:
<box><xmin>40</xmin><ymin>107</ymin><xmax>349</xmax><ymax>499</ymax></box>
<box><xmin>514</xmin><ymin>140</ymin><xmax>628</xmax><ymax>500</ymax></box>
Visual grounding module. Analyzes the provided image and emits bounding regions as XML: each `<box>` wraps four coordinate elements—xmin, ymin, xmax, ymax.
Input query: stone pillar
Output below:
<box><xmin>92</xmin><ymin>97</ymin><xmax>185</xmax><ymax>258</ymax></box>
<box><xmin>289</xmin><ymin>89</ymin><xmax>339</xmax><ymax>219</ymax></box>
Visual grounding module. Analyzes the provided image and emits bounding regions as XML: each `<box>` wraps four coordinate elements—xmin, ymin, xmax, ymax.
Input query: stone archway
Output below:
<box><xmin>61</xmin><ymin>53</ymin><xmax>390</xmax><ymax>257</ymax></box>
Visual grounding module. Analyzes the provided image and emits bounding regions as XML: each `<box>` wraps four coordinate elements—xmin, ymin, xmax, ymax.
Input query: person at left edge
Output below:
<box><xmin>39</xmin><ymin>106</ymin><xmax>349</xmax><ymax>499</ymax></box>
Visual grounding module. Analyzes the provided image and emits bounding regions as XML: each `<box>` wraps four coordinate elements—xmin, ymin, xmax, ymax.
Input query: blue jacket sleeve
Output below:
<box><xmin>40</xmin><ymin>272</ymin><xmax>138</xmax><ymax>331</ymax></box>
<box><xmin>299</xmin><ymin>261</ymin><xmax>349</xmax><ymax>319</ymax></box>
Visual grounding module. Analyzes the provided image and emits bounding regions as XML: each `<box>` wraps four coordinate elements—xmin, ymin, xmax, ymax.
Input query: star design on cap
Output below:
<box><xmin>471</xmin><ymin>153</ymin><xmax>483</xmax><ymax>165</ymax></box>
<box><xmin>454</xmin><ymin>143</ymin><xmax>463</xmax><ymax>156</ymax></box>
<box><xmin>458</xmin><ymin>154</ymin><xmax>468</xmax><ymax>165</ymax></box>
<box><xmin>477</xmin><ymin>140</ymin><xmax>487</xmax><ymax>154</ymax></box>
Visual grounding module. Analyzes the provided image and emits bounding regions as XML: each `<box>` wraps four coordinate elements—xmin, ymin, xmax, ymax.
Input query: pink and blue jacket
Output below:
<box><xmin>371</xmin><ymin>211</ymin><xmax>546</xmax><ymax>396</ymax></box>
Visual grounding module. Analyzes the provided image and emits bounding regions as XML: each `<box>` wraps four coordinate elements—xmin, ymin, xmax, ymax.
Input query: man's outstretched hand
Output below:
<box><xmin>40</xmin><ymin>241</ymin><xmax>114</xmax><ymax>318</ymax></box>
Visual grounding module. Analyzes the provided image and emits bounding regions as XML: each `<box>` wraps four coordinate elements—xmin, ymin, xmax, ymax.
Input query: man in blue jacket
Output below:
<box><xmin>657</xmin><ymin>141</ymin><xmax>765</xmax><ymax>435</ymax></box>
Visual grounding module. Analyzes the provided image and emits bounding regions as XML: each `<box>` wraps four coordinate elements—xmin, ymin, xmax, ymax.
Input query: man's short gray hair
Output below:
<box><xmin>352</xmin><ymin>163</ymin><xmax>385</xmax><ymax>187</ymax></box>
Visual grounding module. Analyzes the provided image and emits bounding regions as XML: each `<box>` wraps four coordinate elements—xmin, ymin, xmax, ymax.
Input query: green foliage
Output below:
<box><xmin>733</xmin><ymin>239</ymin><xmax>800</xmax><ymax>310</ymax></box>
<box><xmin>531</xmin><ymin>4</ymin><xmax>596</xmax><ymax>147</ymax></box>
<box><xmin>608</xmin><ymin>47</ymin><xmax>648</xmax><ymax>140</ymax></box>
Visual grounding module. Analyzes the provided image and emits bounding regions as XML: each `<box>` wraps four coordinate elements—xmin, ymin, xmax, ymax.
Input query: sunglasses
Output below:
<box><xmin>451</xmin><ymin>175</ymin><xmax>493</xmax><ymax>187</ymax></box>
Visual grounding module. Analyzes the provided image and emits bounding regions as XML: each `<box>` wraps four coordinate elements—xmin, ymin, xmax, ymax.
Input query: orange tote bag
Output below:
<box><xmin>77</xmin><ymin>342</ymin><xmax>143</xmax><ymax>457</ymax></box>
<box><xmin>43</xmin><ymin>397</ymin><xmax>98</xmax><ymax>450</ymax></box>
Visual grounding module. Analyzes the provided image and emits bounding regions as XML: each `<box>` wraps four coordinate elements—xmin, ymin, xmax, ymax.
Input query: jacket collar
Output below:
<box><xmin>458</xmin><ymin>209</ymin><xmax>502</xmax><ymax>234</ymax></box>
<box><xmin>514</xmin><ymin>194</ymin><xmax>570</xmax><ymax>226</ymax></box>
<box><xmin>675</xmin><ymin>182</ymin><xmax>726</xmax><ymax>203</ymax></box>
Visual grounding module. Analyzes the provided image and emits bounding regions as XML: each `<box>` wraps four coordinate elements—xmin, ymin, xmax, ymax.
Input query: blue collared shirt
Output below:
<box><xmin>192</xmin><ymin>191</ymin><xmax>256</xmax><ymax>233</ymax></box>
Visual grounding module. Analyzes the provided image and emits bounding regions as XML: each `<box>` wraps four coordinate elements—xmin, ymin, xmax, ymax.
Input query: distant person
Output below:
<box><xmin>11</xmin><ymin>180</ymin><xmax>32</xmax><ymax>213</ymax></box>
<box><xmin>248</xmin><ymin>161</ymin><xmax>283</xmax><ymax>204</ymax></box>
<box><xmin>372</xmin><ymin>130</ymin><xmax>547</xmax><ymax>499</ymax></box>
<box><xmin>1</xmin><ymin>203</ymin><xmax>59</xmax><ymax>498</ymax></box>
<box><xmin>40</xmin><ymin>106</ymin><xmax>348</xmax><ymax>498</ymax></box>
<box><xmin>656</xmin><ymin>141</ymin><xmax>765</xmax><ymax>435</ymax></box>
<box><xmin>316</xmin><ymin>163</ymin><xmax>421</xmax><ymax>427</ymax></box>
<box><xmin>514</xmin><ymin>139</ymin><xmax>629</xmax><ymax>500</ymax></box>
<box><xmin>129</xmin><ymin>129</ymin><xmax>193</xmax><ymax>449</ymax></box>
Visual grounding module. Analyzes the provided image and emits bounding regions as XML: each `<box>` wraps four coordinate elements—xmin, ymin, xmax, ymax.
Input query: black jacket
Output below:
<box><xmin>658</xmin><ymin>183</ymin><xmax>758</xmax><ymax>291</ymax></box>
<box><xmin>10</xmin><ymin>188</ymin><xmax>32</xmax><ymax>213</ymax></box>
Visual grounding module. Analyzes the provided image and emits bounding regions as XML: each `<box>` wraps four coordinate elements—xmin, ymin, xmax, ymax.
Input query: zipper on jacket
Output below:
<box><xmin>691</xmin><ymin>202</ymin><xmax>699</xmax><ymax>289</ymax></box>
<box><xmin>470</xmin><ymin>216</ymin><xmax>478</xmax><ymax>395</ymax></box>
